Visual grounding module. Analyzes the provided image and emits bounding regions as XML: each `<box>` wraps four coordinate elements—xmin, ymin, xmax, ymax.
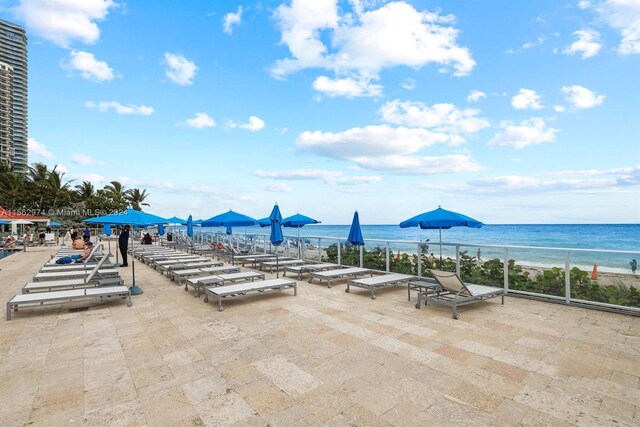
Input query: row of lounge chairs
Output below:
<box><xmin>6</xmin><ymin>244</ymin><xmax>131</xmax><ymax>320</ymax></box>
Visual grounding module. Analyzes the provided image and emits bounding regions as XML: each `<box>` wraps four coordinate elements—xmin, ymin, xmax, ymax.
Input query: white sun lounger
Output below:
<box><xmin>202</xmin><ymin>272</ymin><xmax>266</xmax><ymax>301</ymax></box>
<box><xmin>260</xmin><ymin>259</ymin><xmax>306</xmax><ymax>273</ymax></box>
<box><xmin>156</xmin><ymin>260</ymin><xmax>222</xmax><ymax>274</ymax></box>
<box><xmin>346</xmin><ymin>273</ymin><xmax>418</xmax><ymax>300</ymax></box>
<box><xmin>284</xmin><ymin>263</ymin><xmax>340</xmax><ymax>279</ymax></box>
<box><xmin>308</xmin><ymin>267</ymin><xmax>373</xmax><ymax>288</ymax></box>
<box><xmin>205</xmin><ymin>278</ymin><xmax>297</xmax><ymax>311</ymax></box>
<box><xmin>23</xmin><ymin>276</ymin><xmax>124</xmax><ymax>293</ymax></box>
<box><xmin>33</xmin><ymin>268</ymin><xmax>118</xmax><ymax>282</ymax></box>
<box><xmin>417</xmin><ymin>269</ymin><xmax>505</xmax><ymax>319</ymax></box>
<box><xmin>7</xmin><ymin>285</ymin><xmax>131</xmax><ymax>320</ymax></box>
<box><xmin>183</xmin><ymin>267</ymin><xmax>242</xmax><ymax>296</ymax></box>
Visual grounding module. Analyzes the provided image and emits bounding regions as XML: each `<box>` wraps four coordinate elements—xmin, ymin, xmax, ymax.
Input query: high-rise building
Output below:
<box><xmin>0</xmin><ymin>19</ymin><xmax>27</xmax><ymax>173</ymax></box>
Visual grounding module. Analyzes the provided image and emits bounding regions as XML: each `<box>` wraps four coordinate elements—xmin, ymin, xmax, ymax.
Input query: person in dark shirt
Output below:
<box><xmin>119</xmin><ymin>225</ymin><xmax>130</xmax><ymax>267</ymax></box>
<box><xmin>141</xmin><ymin>233</ymin><xmax>153</xmax><ymax>245</ymax></box>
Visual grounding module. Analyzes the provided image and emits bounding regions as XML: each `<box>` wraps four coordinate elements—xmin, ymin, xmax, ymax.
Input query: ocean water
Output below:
<box><xmin>194</xmin><ymin>223</ymin><xmax>640</xmax><ymax>273</ymax></box>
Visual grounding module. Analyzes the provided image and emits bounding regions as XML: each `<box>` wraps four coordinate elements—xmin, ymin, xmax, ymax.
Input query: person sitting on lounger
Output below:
<box><xmin>141</xmin><ymin>233</ymin><xmax>153</xmax><ymax>245</ymax></box>
<box><xmin>4</xmin><ymin>236</ymin><xmax>17</xmax><ymax>249</ymax></box>
<box><xmin>76</xmin><ymin>242</ymin><xmax>94</xmax><ymax>262</ymax></box>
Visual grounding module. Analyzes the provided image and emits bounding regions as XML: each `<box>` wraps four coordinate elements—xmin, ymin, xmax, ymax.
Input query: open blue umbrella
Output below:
<box><xmin>84</xmin><ymin>209</ymin><xmax>168</xmax><ymax>295</ymax></box>
<box><xmin>257</xmin><ymin>217</ymin><xmax>271</xmax><ymax>227</ymax></box>
<box><xmin>201</xmin><ymin>210</ymin><xmax>257</xmax><ymax>264</ymax></box>
<box><xmin>399</xmin><ymin>206</ymin><xmax>483</xmax><ymax>268</ymax></box>
<box><xmin>49</xmin><ymin>221</ymin><xmax>62</xmax><ymax>227</ymax></box>
<box><xmin>269</xmin><ymin>204</ymin><xmax>284</xmax><ymax>277</ymax></box>
<box><xmin>347</xmin><ymin>211</ymin><xmax>365</xmax><ymax>267</ymax></box>
<box><xmin>282</xmin><ymin>213</ymin><xmax>321</xmax><ymax>259</ymax></box>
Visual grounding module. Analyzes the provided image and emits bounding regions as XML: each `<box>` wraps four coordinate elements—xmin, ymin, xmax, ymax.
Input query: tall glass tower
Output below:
<box><xmin>0</xmin><ymin>19</ymin><xmax>27</xmax><ymax>173</ymax></box>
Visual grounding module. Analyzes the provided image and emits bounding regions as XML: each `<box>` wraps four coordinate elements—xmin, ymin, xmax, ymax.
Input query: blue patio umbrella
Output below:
<box><xmin>186</xmin><ymin>215</ymin><xmax>194</xmax><ymax>253</ymax></box>
<box><xmin>157</xmin><ymin>223</ymin><xmax>165</xmax><ymax>236</ymax></box>
<box><xmin>164</xmin><ymin>216</ymin><xmax>185</xmax><ymax>249</ymax></box>
<box><xmin>257</xmin><ymin>217</ymin><xmax>271</xmax><ymax>227</ymax></box>
<box><xmin>399</xmin><ymin>206</ymin><xmax>483</xmax><ymax>268</ymax></box>
<box><xmin>269</xmin><ymin>204</ymin><xmax>284</xmax><ymax>277</ymax></box>
<box><xmin>84</xmin><ymin>209</ymin><xmax>168</xmax><ymax>295</ymax></box>
<box><xmin>0</xmin><ymin>219</ymin><xmax>9</xmax><ymax>233</ymax></box>
<box><xmin>49</xmin><ymin>221</ymin><xmax>62</xmax><ymax>227</ymax></box>
<box><xmin>282</xmin><ymin>213</ymin><xmax>321</xmax><ymax>259</ymax></box>
<box><xmin>201</xmin><ymin>210</ymin><xmax>256</xmax><ymax>264</ymax></box>
<box><xmin>102</xmin><ymin>224</ymin><xmax>113</xmax><ymax>256</ymax></box>
<box><xmin>347</xmin><ymin>211</ymin><xmax>365</xmax><ymax>267</ymax></box>
<box><xmin>226</xmin><ymin>226</ymin><xmax>233</xmax><ymax>235</ymax></box>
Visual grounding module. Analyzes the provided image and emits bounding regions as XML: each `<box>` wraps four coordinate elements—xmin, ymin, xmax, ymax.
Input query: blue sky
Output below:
<box><xmin>1</xmin><ymin>0</ymin><xmax>639</xmax><ymax>224</ymax></box>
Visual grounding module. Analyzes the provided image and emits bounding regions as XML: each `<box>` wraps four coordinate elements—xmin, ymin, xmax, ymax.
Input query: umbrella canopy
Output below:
<box><xmin>102</xmin><ymin>224</ymin><xmax>112</xmax><ymax>236</ymax></box>
<box><xmin>157</xmin><ymin>223</ymin><xmax>165</xmax><ymax>236</ymax></box>
<box><xmin>399</xmin><ymin>206</ymin><xmax>483</xmax><ymax>267</ymax></box>
<box><xmin>165</xmin><ymin>216</ymin><xmax>186</xmax><ymax>225</ymax></box>
<box><xmin>0</xmin><ymin>219</ymin><xmax>10</xmax><ymax>225</ymax></box>
<box><xmin>84</xmin><ymin>209</ymin><xmax>167</xmax><ymax>226</ymax></box>
<box><xmin>257</xmin><ymin>217</ymin><xmax>271</xmax><ymax>228</ymax></box>
<box><xmin>347</xmin><ymin>211</ymin><xmax>365</xmax><ymax>246</ymax></box>
<box><xmin>201</xmin><ymin>210</ymin><xmax>257</xmax><ymax>227</ymax></box>
<box><xmin>282</xmin><ymin>213</ymin><xmax>321</xmax><ymax>228</ymax></box>
<box><xmin>49</xmin><ymin>221</ymin><xmax>62</xmax><ymax>227</ymax></box>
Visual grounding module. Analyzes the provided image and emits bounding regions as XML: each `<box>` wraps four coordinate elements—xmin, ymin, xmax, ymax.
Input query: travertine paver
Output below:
<box><xmin>1</xmin><ymin>245</ymin><xmax>640</xmax><ymax>426</ymax></box>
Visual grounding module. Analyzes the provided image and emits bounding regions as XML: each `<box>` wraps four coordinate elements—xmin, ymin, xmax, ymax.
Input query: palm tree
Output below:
<box><xmin>47</xmin><ymin>169</ymin><xmax>74</xmax><ymax>209</ymax></box>
<box><xmin>74</xmin><ymin>181</ymin><xmax>95</xmax><ymax>202</ymax></box>
<box><xmin>104</xmin><ymin>181</ymin><xmax>126</xmax><ymax>201</ymax></box>
<box><xmin>126</xmin><ymin>188</ymin><xmax>150</xmax><ymax>210</ymax></box>
<box><xmin>27</xmin><ymin>162</ymin><xmax>50</xmax><ymax>210</ymax></box>
<box><xmin>0</xmin><ymin>172</ymin><xmax>23</xmax><ymax>208</ymax></box>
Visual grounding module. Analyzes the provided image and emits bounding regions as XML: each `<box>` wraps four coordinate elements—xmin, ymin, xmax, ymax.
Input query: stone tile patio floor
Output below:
<box><xmin>1</xmin><ymin>246</ymin><xmax>639</xmax><ymax>426</ymax></box>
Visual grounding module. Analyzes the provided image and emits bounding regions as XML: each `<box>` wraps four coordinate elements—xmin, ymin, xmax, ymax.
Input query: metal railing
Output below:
<box><xmin>192</xmin><ymin>230</ymin><xmax>640</xmax><ymax>316</ymax></box>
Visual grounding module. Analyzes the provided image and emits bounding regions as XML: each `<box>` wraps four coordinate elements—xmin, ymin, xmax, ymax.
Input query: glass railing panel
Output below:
<box><xmin>503</xmin><ymin>248</ymin><xmax>566</xmax><ymax>298</ymax></box>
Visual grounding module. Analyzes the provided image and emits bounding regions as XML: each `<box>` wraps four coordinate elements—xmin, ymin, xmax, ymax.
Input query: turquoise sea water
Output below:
<box><xmin>194</xmin><ymin>223</ymin><xmax>640</xmax><ymax>273</ymax></box>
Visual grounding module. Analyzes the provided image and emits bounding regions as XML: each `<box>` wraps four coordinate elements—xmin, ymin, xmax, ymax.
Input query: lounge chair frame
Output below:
<box><xmin>417</xmin><ymin>269</ymin><xmax>504</xmax><ymax>319</ymax></box>
<box><xmin>308</xmin><ymin>267</ymin><xmax>373</xmax><ymax>288</ymax></box>
<box><xmin>346</xmin><ymin>273</ymin><xmax>418</xmax><ymax>299</ymax></box>
<box><xmin>205</xmin><ymin>279</ymin><xmax>297</xmax><ymax>311</ymax></box>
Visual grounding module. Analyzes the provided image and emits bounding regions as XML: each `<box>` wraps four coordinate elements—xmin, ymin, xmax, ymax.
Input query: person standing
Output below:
<box><xmin>631</xmin><ymin>259</ymin><xmax>637</xmax><ymax>275</ymax></box>
<box><xmin>119</xmin><ymin>225</ymin><xmax>130</xmax><ymax>267</ymax></box>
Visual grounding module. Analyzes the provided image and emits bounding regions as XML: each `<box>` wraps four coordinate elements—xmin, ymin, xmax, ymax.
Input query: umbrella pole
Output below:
<box><xmin>439</xmin><ymin>228</ymin><xmax>442</xmax><ymax>269</ymax></box>
<box><xmin>129</xmin><ymin>227</ymin><xmax>143</xmax><ymax>295</ymax></box>
<box><xmin>359</xmin><ymin>245</ymin><xmax>363</xmax><ymax>268</ymax></box>
<box><xmin>276</xmin><ymin>251</ymin><xmax>279</xmax><ymax>278</ymax></box>
<box><xmin>298</xmin><ymin>228</ymin><xmax>301</xmax><ymax>259</ymax></box>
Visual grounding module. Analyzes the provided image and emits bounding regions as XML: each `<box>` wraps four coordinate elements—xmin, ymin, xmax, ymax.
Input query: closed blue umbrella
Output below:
<box><xmin>282</xmin><ymin>213</ymin><xmax>321</xmax><ymax>259</ymax></box>
<box><xmin>347</xmin><ymin>211</ymin><xmax>365</xmax><ymax>267</ymax></box>
<box><xmin>269</xmin><ymin>204</ymin><xmax>284</xmax><ymax>277</ymax></box>
<box><xmin>399</xmin><ymin>206</ymin><xmax>483</xmax><ymax>268</ymax></box>
<box><xmin>186</xmin><ymin>215</ymin><xmax>194</xmax><ymax>253</ymax></box>
<box><xmin>102</xmin><ymin>224</ymin><xmax>113</xmax><ymax>257</ymax></box>
<box><xmin>157</xmin><ymin>223</ymin><xmax>165</xmax><ymax>236</ymax></box>
<box><xmin>226</xmin><ymin>226</ymin><xmax>233</xmax><ymax>235</ymax></box>
<box><xmin>84</xmin><ymin>209</ymin><xmax>168</xmax><ymax>295</ymax></box>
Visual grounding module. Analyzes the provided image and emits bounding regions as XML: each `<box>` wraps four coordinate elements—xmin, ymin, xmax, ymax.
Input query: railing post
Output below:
<box><xmin>503</xmin><ymin>248</ymin><xmax>509</xmax><ymax>292</ymax></box>
<box><xmin>318</xmin><ymin>238</ymin><xmax>322</xmax><ymax>261</ymax></box>
<box><xmin>386</xmin><ymin>242</ymin><xmax>390</xmax><ymax>273</ymax></box>
<box><xmin>565</xmin><ymin>251</ymin><xmax>571</xmax><ymax>304</ymax></box>
<box><xmin>455</xmin><ymin>245</ymin><xmax>460</xmax><ymax>277</ymax></box>
<box><xmin>359</xmin><ymin>245</ymin><xmax>363</xmax><ymax>268</ymax></box>
<box><xmin>417</xmin><ymin>243</ymin><xmax>422</xmax><ymax>279</ymax></box>
<box><xmin>337</xmin><ymin>240</ymin><xmax>341</xmax><ymax>265</ymax></box>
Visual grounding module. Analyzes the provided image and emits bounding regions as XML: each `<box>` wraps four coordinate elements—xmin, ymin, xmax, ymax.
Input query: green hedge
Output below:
<box><xmin>324</xmin><ymin>243</ymin><xmax>640</xmax><ymax>308</ymax></box>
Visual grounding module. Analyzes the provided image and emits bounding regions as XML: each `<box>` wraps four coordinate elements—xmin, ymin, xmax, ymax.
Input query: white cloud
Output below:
<box><xmin>185</xmin><ymin>113</ymin><xmax>216</xmax><ymax>129</ymax></box>
<box><xmin>563</xmin><ymin>30</ymin><xmax>602</xmax><ymax>58</ymax></box>
<box><xmin>401</xmin><ymin>78</ymin><xmax>416</xmax><ymax>90</ymax></box>
<box><xmin>596</xmin><ymin>0</ymin><xmax>640</xmax><ymax>54</ymax></box>
<box><xmin>467</xmin><ymin>90</ymin><xmax>486</xmax><ymax>103</ymax></box>
<box><xmin>380</xmin><ymin>100</ymin><xmax>490</xmax><ymax>134</ymax></box>
<box><xmin>511</xmin><ymin>89</ymin><xmax>544</xmax><ymax>110</ymax></box>
<box><xmin>12</xmin><ymin>0</ymin><xmax>116</xmax><ymax>47</ymax></box>
<box><xmin>164</xmin><ymin>53</ymin><xmax>197</xmax><ymax>86</ymax></box>
<box><xmin>488</xmin><ymin>118</ymin><xmax>559</xmax><ymax>149</ymax></box>
<box><xmin>85</xmin><ymin>101</ymin><xmax>154</xmax><ymax>115</ymax></box>
<box><xmin>260</xmin><ymin>182</ymin><xmax>293</xmax><ymax>192</ymax></box>
<box><xmin>578</xmin><ymin>1</ymin><xmax>591</xmax><ymax>10</ymax></box>
<box><xmin>522</xmin><ymin>36</ymin><xmax>545</xmax><ymax>49</ymax></box>
<box><xmin>554</xmin><ymin>105</ymin><xmax>566</xmax><ymax>113</ymax></box>
<box><xmin>312</xmin><ymin>75</ymin><xmax>382</xmax><ymax>98</ymax></box>
<box><xmin>254</xmin><ymin>169</ymin><xmax>382</xmax><ymax>185</ymax></box>
<box><xmin>354</xmin><ymin>154</ymin><xmax>483</xmax><ymax>174</ymax></box>
<box><xmin>71</xmin><ymin>153</ymin><xmax>105</xmax><ymax>165</ymax></box>
<box><xmin>228</xmin><ymin>116</ymin><xmax>265</xmax><ymax>131</ymax></box>
<box><xmin>561</xmin><ymin>85</ymin><xmax>605</xmax><ymax>109</ymax></box>
<box><xmin>223</xmin><ymin>6</ymin><xmax>243</xmax><ymax>34</ymax></box>
<box><xmin>28</xmin><ymin>137</ymin><xmax>54</xmax><ymax>159</ymax></box>
<box><xmin>270</xmin><ymin>1</ymin><xmax>475</xmax><ymax>95</ymax></box>
<box><xmin>63</xmin><ymin>50</ymin><xmax>114</xmax><ymax>81</ymax></box>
